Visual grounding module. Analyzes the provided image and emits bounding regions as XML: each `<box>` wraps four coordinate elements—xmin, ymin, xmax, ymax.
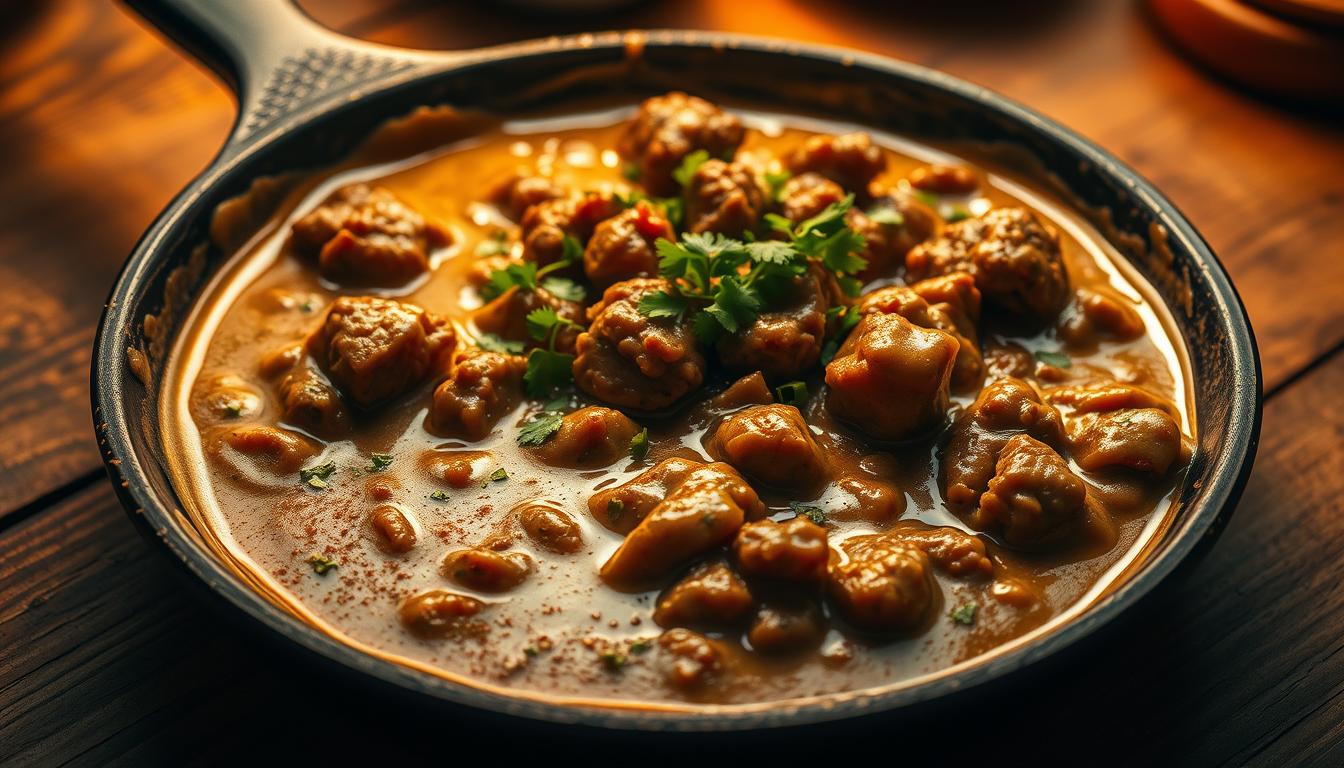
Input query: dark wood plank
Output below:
<box><xmin>0</xmin><ymin>0</ymin><xmax>1338</xmax><ymax>518</ymax></box>
<box><xmin>2</xmin><ymin>351</ymin><xmax>1338</xmax><ymax>765</ymax></box>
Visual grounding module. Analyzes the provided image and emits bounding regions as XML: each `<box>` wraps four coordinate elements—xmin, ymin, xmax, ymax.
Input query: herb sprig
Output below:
<box><xmin>523</xmin><ymin>307</ymin><xmax>581</xmax><ymax>397</ymax></box>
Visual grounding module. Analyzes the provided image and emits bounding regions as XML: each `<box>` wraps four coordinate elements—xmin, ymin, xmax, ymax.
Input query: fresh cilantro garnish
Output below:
<box><xmin>637</xmin><ymin>289</ymin><xmax>691</xmax><ymax>321</ymax></box>
<box><xmin>1034</xmin><ymin>350</ymin><xmax>1073</xmax><ymax>369</ymax></box>
<box><xmin>307</xmin><ymin>553</ymin><xmax>338</xmax><ymax>575</ymax></box>
<box><xmin>868</xmin><ymin>206</ymin><xmax>905</xmax><ymax>227</ymax></box>
<box><xmin>429</xmin><ymin>490</ymin><xmax>450</xmax><ymax>501</ymax></box>
<box><xmin>299</xmin><ymin>461</ymin><xmax>337</xmax><ymax>490</ymax></box>
<box><xmin>519</xmin><ymin>410</ymin><xmax>565</xmax><ymax>446</ymax></box>
<box><xmin>524</xmin><ymin>645</ymin><xmax>541</xmax><ymax>657</ymax></box>
<box><xmin>628</xmin><ymin>639</ymin><xmax>652</xmax><ymax>654</ymax></box>
<box><xmin>622</xmin><ymin>163</ymin><xmax>642</xmax><ymax>182</ymax></box>
<box><xmin>599</xmin><ymin>650</ymin><xmax>627</xmax><ymax>671</ymax></box>
<box><xmin>671</xmin><ymin>149</ymin><xmax>710</xmax><ymax>188</ymax></box>
<box><xmin>629</xmin><ymin>427</ymin><xmax>649</xmax><ymax>461</ymax></box>
<box><xmin>775</xmin><ymin>381</ymin><xmax>809</xmax><ymax>408</ymax></box>
<box><xmin>764</xmin><ymin>169</ymin><xmax>792</xmax><ymax>202</ymax></box>
<box><xmin>475</xmin><ymin>230</ymin><xmax>510</xmax><ymax>257</ymax></box>
<box><xmin>913</xmin><ymin>190</ymin><xmax>940</xmax><ymax>207</ymax></box>
<box><xmin>560</xmin><ymin>234</ymin><xmax>583</xmax><ymax>264</ymax></box>
<box><xmin>477</xmin><ymin>333</ymin><xmax>526</xmax><ymax>355</ymax></box>
<box><xmin>480</xmin><ymin>237</ymin><xmax>581</xmax><ymax>302</ymax></box>
<box><xmin>482</xmin><ymin>468</ymin><xmax>509</xmax><ymax>488</ymax></box>
<box><xmin>525</xmin><ymin>307</ymin><xmax>577</xmax><ymax>341</ymax></box>
<box><xmin>367</xmin><ymin>453</ymin><xmax>393</xmax><ymax>473</ymax></box>
<box><xmin>789</xmin><ymin>501</ymin><xmax>826</xmax><ymax>525</ymax></box>
<box><xmin>522</xmin><ymin>307</ymin><xmax>581</xmax><ymax>397</ymax></box>
<box><xmin>950</xmin><ymin>602</ymin><xmax>977</xmax><ymax>625</ymax></box>
<box><xmin>540</xmin><ymin>276</ymin><xmax>585</xmax><ymax>302</ymax></box>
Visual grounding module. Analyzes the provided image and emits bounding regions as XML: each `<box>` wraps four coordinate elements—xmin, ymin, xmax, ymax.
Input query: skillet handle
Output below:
<box><xmin>123</xmin><ymin>0</ymin><xmax>443</xmax><ymax>150</ymax></box>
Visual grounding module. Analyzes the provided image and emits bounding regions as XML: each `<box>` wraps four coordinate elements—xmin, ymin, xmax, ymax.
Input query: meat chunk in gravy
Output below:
<box><xmin>520</xmin><ymin>192</ymin><xmax>623</xmax><ymax>269</ymax></box>
<box><xmin>850</xmin><ymin>192</ymin><xmax>940</xmax><ymax>281</ymax></box>
<box><xmin>583</xmin><ymin>202</ymin><xmax>674</xmax><ymax>289</ymax></box>
<box><xmin>733</xmin><ymin>517</ymin><xmax>829</xmax><ymax>583</ymax></box>
<box><xmin>857</xmin><ymin>280</ymin><xmax>985</xmax><ymax>392</ymax></box>
<box><xmin>825</xmin><ymin>312</ymin><xmax>957</xmax><ymax>441</ymax></box>
<box><xmin>276</xmin><ymin>364</ymin><xmax>347</xmax><ymax>437</ymax></box>
<box><xmin>427</xmin><ymin>349</ymin><xmax>526</xmax><ymax>440</ymax></box>
<box><xmin>684</xmin><ymin>160</ymin><xmax>764</xmax><ymax>235</ymax></box>
<box><xmin>653</xmin><ymin>562</ymin><xmax>753</xmax><ymax>629</ymax></box>
<box><xmin>748</xmin><ymin>601</ymin><xmax>826</xmax><ymax>654</ymax></box>
<box><xmin>472</xmin><ymin>285</ymin><xmax>584</xmax><ymax>354</ymax></box>
<box><xmin>707</xmin><ymin>404</ymin><xmax>827</xmax><ymax>491</ymax></box>
<box><xmin>588</xmin><ymin>456</ymin><xmax>703</xmax><ymax>535</ymax></box>
<box><xmin>828</xmin><ymin>537</ymin><xmax>936</xmax><ymax>632</ymax></box>
<box><xmin>599</xmin><ymin>461</ymin><xmax>765</xmax><ymax>585</ymax></box>
<box><xmin>973</xmin><ymin>434</ymin><xmax>1112</xmax><ymax>550</ymax></box>
<box><xmin>786</xmin><ymin>131</ymin><xmax>886</xmax><ymax>196</ymax></box>
<box><xmin>942</xmin><ymin>376</ymin><xmax>1066</xmax><ymax>508</ymax></box>
<box><xmin>619</xmin><ymin>92</ymin><xmax>746</xmax><ymax>196</ymax></box>
<box><xmin>528</xmin><ymin>406</ymin><xmax>640</xmax><ymax>468</ymax></box>
<box><xmin>717</xmin><ymin>263</ymin><xmax>840</xmax><ymax>380</ymax></box>
<box><xmin>1047</xmin><ymin>382</ymin><xmax>1188</xmax><ymax>475</ymax></box>
<box><xmin>489</xmin><ymin>173</ymin><xmax>565</xmax><ymax>221</ymax></box>
<box><xmin>290</xmin><ymin>184</ymin><xmax>450</xmax><ymax>287</ymax></box>
<box><xmin>906</xmin><ymin>207</ymin><xmax>1069</xmax><ymax>323</ymax></box>
<box><xmin>573</xmin><ymin>279</ymin><xmax>707</xmax><ymax>411</ymax></box>
<box><xmin>307</xmin><ymin>296</ymin><xmax>456</xmax><ymax>409</ymax></box>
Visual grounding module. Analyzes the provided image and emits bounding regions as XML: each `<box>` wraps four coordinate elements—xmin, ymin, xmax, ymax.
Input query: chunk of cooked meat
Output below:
<box><xmin>191</xmin><ymin>371</ymin><xmax>265</xmax><ymax>422</ymax></box>
<box><xmin>427</xmin><ymin>349</ymin><xmax>526</xmax><ymax>440</ymax></box>
<box><xmin>599</xmin><ymin>462</ymin><xmax>764</xmax><ymax>585</ymax></box>
<box><xmin>1045</xmin><ymin>381</ymin><xmax>1180</xmax><ymax>417</ymax></box>
<box><xmin>1070</xmin><ymin>408</ymin><xmax>1186</xmax><ymax>475</ymax></box>
<box><xmin>277</xmin><ymin>364</ymin><xmax>347</xmax><ymax>437</ymax></box>
<box><xmin>828</xmin><ymin>537</ymin><xmax>935</xmax><ymax>632</ymax></box>
<box><xmin>514</xmin><ymin>501</ymin><xmax>584</xmax><ymax>554</ymax></box>
<box><xmin>657</xmin><ymin>628</ymin><xmax>724</xmax><ymax>689</ymax></box>
<box><xmin>441</xmin><ymin>547</ymin><xmax>533</xmax><ymax>592</ymax></box>
<box><xmin>529</xmin><ymin>406</ymin><xmax>641</xmax><ymax>468</ymax></box>
<box><xmin>471</xmin><ymin>285</ymin><xmax>584</xmax><ymax>354</ymax></box>
<box><xmin>421</xmin><ymin>449</ymin><xmax>491</xmax><ymax>489</ymax></box>
<box><xmin>786</xmin><ymin>132</ymin><xmax>885</xmax><ymax>195</ymax></box>
<box><xmin>717</xmin><ymin>262</ymin><xmax>841</xmax><ymax>380</ymax></box>
<box><xmin>908</xmin><ymin>163</ymin><xmax>980</xmax><ymax>195</ymax></box>
<box><xmin>369</xmin><ymin>504</ymin><xmax>417</xmax><ymax>553</ymax></box>
<box><xmin>942</xmin><ymin>376</ymin><xmax>1066</xmax><ymax>508</ymax></box>
<box><xmin>906</xmin><ymin>206</ymin><xmax>1069</xmax><ymax>322</ymax></box>
<box><xmin>972</xmin><ymin>434</ymin><xmax>1096</xmax><ymax>549</ymax></box>
<box><xmin>707</xmin><ymin>404</ymin><xmax>827</xmax><ymax>490</ymax></box>
<box><xmin>208</xmin><ymin>424</ymin><xmax>320</xmax><ymax>481</ymax></box>
<box><xmin>983</xmin><ymin>340</ymin><xmax>1036</xmax><ymax>379</ymax></box>
<box><xmin>850</xmin><ymin>192</ymin><xmax>940</xmax><ymax>281</ymax></box>
<box><xmin>489</xmin><ymin>173</ymin><xmax>565</xmax><ymax>221</ymax></box>
<box><xmin>583</xmin><ymin>202</ymin><xmax>674</xmax><ymax>289</ymax></box>
<box><xmin>708</xmin><ymin>371</ymin><xmax>775</xmax><ymax>412</ymax></box>
<box><xmin>572</xmin><ymin>278</ymin><xmax>707</xmax><ymax>411</ymax></box>
<box><xmin>778</xmin><ymin>172</ymin><xmax>846</xmax><ymax>224</ymax></box>
<box><xmin>588</xmin><ymin>456</ymin><xmax>705</xmax><ymax>535</ymax></box>
<box><xmin>828</xmin><ymin>474</ymin><xmax>907</xmax><ymax>523</ymax></box>
<box><xmin>289</xmin><ymin>183</ymin><xmax>449</xmax><ymax>287</ymax></box>
<box><xmin>910</xmin><ymin>273</ymin><xmax>982</xmax><ymax>324</ymax></box>
<box><xmin>398</xmin><ymin>590</ymin><xmax>484</xmax><ymax>638</ymax></box>
<box><xmin>881</xmin><ymin>521</ymin><xmax>993</xmax><ymax>578</ymax></box>
<box><xmin>1057</xmin><ymin>285</ymin><xmax>1146</xmax><ymax>346</ymax></box>
<box><xmin>684</xmin><ymin>159</ymin><xmax>764</xmax><ymax>235</ymax></box>
<box><xmin>618</xmin><ymin>92</ymin><xmax>746</xmax><ymax>196</ymax></box>
<box><xmin>824</xmin><ymin>312</ymin><xmax>957</xmax><ymax>441</ymax></box>
<box><xmin>520</xmin><ymin>192</ymin><xmax>624</xmax><ymax>268</ymax></box>
<box><xmin>653</xmin><ymin>562</ymin><xmax>753</xmax><ymax>628</ymax></box>
<box><xmin>857</xmin><ymin>284</ymin><xmax>984</xmax><ymax>392</ymax></box>
<box><xmin>732</xmin><ymin>517</ymin><xmax>829</xmax><ymax>583</ymax></box>
<box><xmin>748</xmin><ymin>601</ymin><xmax>826</xmax><ymax>654</ymax></box>
<box><xmin>307</xmin><ymin>296</ymin><xmax>455</xmax><ymax>408</ymax></box>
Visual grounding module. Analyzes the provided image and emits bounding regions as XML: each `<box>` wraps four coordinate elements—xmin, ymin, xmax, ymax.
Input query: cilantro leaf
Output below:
<box><xmin>945</xmin><ymin>206</ymin><xmax>971</xmax><ymax>223</ymax></box>
<box><xmin>629</xmin><ymin>427</ymin><xmax>649</xmax><ymax>461</ymax></box>
<box><xmin>475</xmin><ymin>230</ymin><xmax>510</xmax><ymax>257</ymax></box>
<box><xmin>480</xmin><ymin>261</ymin><xmax>538</xmax><ymax>301</ymax></box>
<box><xmin>299</xmin><ymin>461</ymin><xmax>337</xmax><ymax>490</ymax></box>
<box><xmin>525</xmin><ymin>307</ymin><xmax>578</xmax><ymax>342</ymax></box>
<box><xmin>540</xmin><ymin>276</ymin><xmax>585</xmax><ymax>302</ymax></box>
<box><xmin>868</xmin><ymin>207</ymin><xmax>905</xmax><ymax>227</ymax></box>
<box><xmin>704</xmin><ymin>275</ymin><xmax>761</xmax><ymax>334</ymax></box>
<box><xmin>518</xmin><ymin>410</ymin><xmax>564</xmax><ymax>446</ymax></box>
<box><xmin>637</xmin><ymin>290</ymin><xmax>690</xmax><ymax>321</ymax></box>
<box><xmin>367</xmin><ymin>453</ymin><xmax>393</xmax><ymax>473</ymax></box>
<box><xmin>950</xmin><ymin>602</ymin><xmax>977</xmax><ymax>625</ymax></box>
<box><xmin>1034</xmin><ymin>350</ymin><xmax>1073</xmax><ymax>369</ymax></box>
<box><xmin>764</xmin><ymin>169</ymin><xmax>792</xmax><ymax>202</ymax></box>
<box><xmin>744</xmin><ymin>240</ymin><xmax>798</xmax><ymax>266</ymax></box>
<box><xmin>622</xmin><ymin>163</ymin><xmax>641</xmax><ymax>182</ymax></box>
<box><xmin>671</xmin><ymin>149</ymin><xmax>710</xmax><ymax>188</ymax></box>
<box><xmin>560</xmin><ymin>234</ymin><xmax>583</xmax><ymax>265</ymax></box>
<box><xmin>429</xmin><ymin>490</ymin><xmax>450</xmax><ymax>501</ymax></box>
<box><xmin>789</xmin><ymin>501</ymin><xmax>826</xmax><ymax>525</ymax></box>
<box><xmin>524</xmin><ymin>349</ymin><xmax>575</xmax><ymax>398</ymax></box>
<box><xmin>477</xmin><ymin>333</ymin><xmax>525</xmax><ymax>355</ymax></box>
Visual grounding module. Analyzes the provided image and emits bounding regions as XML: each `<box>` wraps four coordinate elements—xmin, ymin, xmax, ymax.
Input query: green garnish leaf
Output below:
<box><xmin>945</xmin><ymin>206</ymin><xmax>971</xmax><ymax>223</ymax></box>
<box><xmin>540</xmin><ymin>276</ymin><xmax>586</xmax><ymax>302</ymax></box>
<box><xmin>222</xmin><ymin>402</ymin><xmax>243</xmax><ymax>418</ymax></box>
<box><xmin>637</xmin><ymin>290</ymin><xmax>691</xmax><ymax>321</ymax></box>
<box><xmin>628</xmin><ymin>639</ymin><xmax>652</xmax><ymax>654</ymax></box>
<box><xmin>775</xmin><ymin>381</ymin><xmax>809</xmax><ymax>408</ymax></box>
<box><xmin>789</xmin><ymin>501</ymin><xmax>826</xmax><ymax>525</ymax></box>
<box><xmin>744</xmin><ymin>240</ymin><xmax>797</xmax><ymax>266</ymax></box>
<box><xmin>913</xmin><ymin>190</ymin><xmax>940</xmax><ymax>207</ymax></box>
<box><xmin>629</xmin><ymin>427</ymin><xmax>649</xmax><ymax>461</ymax></box>
<box><xmin>524</xmin><ymin>349</ymin><xmax>575</xmax><ymax>398</ymax></box>
<box><xmin>868</xmin><ymin>207</ymin><xmax>905</xmax><ymax>227</ymax></box>
<box><xmin>367</xmin><ymin>453</ymin><xmax>393</xmax><ymax>473</ymax></box>
<box><xmin>518</xmin><ymin>410</ymin><xmax>565</xmax><ymax>446</ymax></box>
<box><xmin>560</xmin><ymin>234</ymin><xmax>583</xmax><ymax>265</ymax></box>
<box><xmin>480</xmin><ymin>261</ymin><xmax>539</xmax><ymax>301</ymax></box>
<box><xmin>524</xmin><ymin>645</ymin><xmax>541</xmax><ymax>657</ymax></box>
<box><xmin>484</xmin><ymin>468</ymin><xmax>509</xmax><ymax>487</ymax></box>
<box><xmin>621</xmin><ymin>163</ymin><xmax>642</xmax><ymax>182</ymax></box>
<box><xmin>475</xmin><ymin>230</ymin><xmax>510</xmax><ymax>257</ymax></box>
<box><xmin>671</xmin><ymin>149</ymin><xmax>710</xmax><ymax>188</ymax></box>
<box><xmin>950</xmin><ymin>602</ymin><xmax>977</xmax><ymax>625</ymax></box>
<box><xmin>477</xmin><ymin>333</ymin><xmax>526</xmax><ymax>355</ymax></box>
<box><xmin>307</xmin><ymin>553</ymin><xmax>338</xmax><ymax>575</ymax></box>
<box><xmin>525</xmin><ymin>307</ymin><xmax>579</xmax><ymax>342</ymax></box>
<box><xmin>764</xmin><ymin>169</ymin><xmax>792</xmax><ymax>202</ymax></box>
<box><xmin>299</xmin><ymin>461</ymin><xmax>337</xmax><ymax>490</ymax></box>
<box><xmin>599</xmin><ymin>650</ymin><xmax>627</xmax><ymax>671</ymax></box>
<box><xmin>429</xmin><ymin>490</ymin><xmax>450</xmax><ymax>501</ymax></box>
<box><xmin>1034</xmin><ymin>350</ymin><xmax>1073</xmax><ymax>369</ymax></box>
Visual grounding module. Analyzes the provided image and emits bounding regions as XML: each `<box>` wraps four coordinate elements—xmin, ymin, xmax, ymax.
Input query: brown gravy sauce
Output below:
<box><xmin>162</xmin><ymin>105</ymin><xmax>1194</xmax><ymax>710</ymax></box>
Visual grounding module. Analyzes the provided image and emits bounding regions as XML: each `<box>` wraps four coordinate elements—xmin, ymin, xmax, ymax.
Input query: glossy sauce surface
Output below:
<box><xmin>165</xmin><ymin>103</ymin><xmax>1193</xmax><ymax>708</ymax></box>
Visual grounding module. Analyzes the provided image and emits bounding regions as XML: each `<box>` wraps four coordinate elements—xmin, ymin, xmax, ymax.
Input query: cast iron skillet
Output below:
<box><xmin>94</xmin><ymin>0</ymin><xmax>1261</xmax><ymax>731</ymax></box>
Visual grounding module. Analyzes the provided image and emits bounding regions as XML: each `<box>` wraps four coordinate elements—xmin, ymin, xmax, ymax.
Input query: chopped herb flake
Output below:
<box><xmin>790</xmin><ymin>501</ymin><xmax>826</xmax><ymax>525</ymax></box>
<box><xmin>486</xmin><ymin>468</ymin><xmax>509</xmax><ymax>485</ymax></box>
<box><xmin>628</xmin><ymin>639</ymin><xmax>652</xmax><ymax>654</ymax></box>
<box><xmin>480</xmin><ymin>261</ymin><xmax>538</xmax><ymax>301</ymax></box>
<box><xmin>299</xmin><ymin>461</ymin><xmax>337</xmax><ymax>490</ymax></box>
<box><xmin>606</xmin><ymin>498</ymin><xmax>625</xmax><ymax>521</ymax></box>
<box><xmin>307</xmin><ymin>553</ymin><xmax>338</xmax><ymax>575</ymax></box>
<box><xmin>477</xmin><ymin>333</ymin><xmax>526</xmax><ymax>355</ymax></box>
<box><xmin>429</xmin><ymin>490</ymin><xmax>450</xmax><ymax>501</ymax></box>
<box><xmin>945</xmin><ymin>206</ymin><xmax>971</xmax><ymax>223</ymax></box>
<box><xmin>629</xmin><ymin>427</ymin><xmax>649</xmax><ymax>461</ymax></box>
<box><xmin>775</xmin><ymin>381</ymin><xmax>809</xmax><ymax>408</ymax></box>
<box><xmin>622</xmin><ymin>163</ymin><xmax>641</xmax><ymax>182</ymax></box>
<box><xmin>222</xmin><ymin>402</ymin><xmax>243</xmax><ymax>418</ymax></box>
<box><xmin>524</xmin><ymin>645</ymin><xmax>540</xmax><ymax>657</ymax></box>
<box><xmin>475</xmin><ymin>230</ymin><xmax>510</xmax><ymax>257</ymax></box>
<box><xmin>366</xmin><ymin>453</ymin><xmax>393</xmax><ymax>473</ymax></box>
<box><xmin>950</xmin><ymin>602</ymin><xmax>977</xmax><ymax>625</ymax></box>
<box><xmin>523</xmin><ymin>348</ymin><xmax>575</xmax><ymax>398</ymax></box>
<box><xmin>671</xmin><ymin>149</ymin><xmax>710</xmax><ymax>188</ymax></box>
<box><xmin>764</xmin><ymin>169</ymin><xmax>792</xmax><ymax>202</ymax></box>
<box><xmin>1034</xmin><ymin>350</ymin><xmax>1073</xmax><ymax>369</ymax></box>
<box><xmin>868</xmin><ymin>207</ymin><xmax>905</xmax><ymax>227</ymax></box>
<box><xmin>518</xmin><ymin>410</ymin><xmax>564</xmax><ymax>446</ymax></box>
<box><xmin>913</xmin><ymin>190</ymin><xmax>940</xmax><ymax>207</ymax></box>
<box><xmin>599</xmin><ymin>650</ymin><xmax>627</xmax><ymax>671</ymax></box>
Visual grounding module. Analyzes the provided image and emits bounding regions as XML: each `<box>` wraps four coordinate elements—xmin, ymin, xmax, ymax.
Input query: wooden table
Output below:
<box><xmin>2</xmin><ymin>1</ymin><xmax>1341</xmax><ymax>763</ymax></box>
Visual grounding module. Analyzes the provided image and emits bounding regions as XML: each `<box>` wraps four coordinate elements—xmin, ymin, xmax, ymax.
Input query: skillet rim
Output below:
<box><xmin>90</xmin><ymin>29</ymin><xmax>1262</xmax><ymax>731</ymax></box>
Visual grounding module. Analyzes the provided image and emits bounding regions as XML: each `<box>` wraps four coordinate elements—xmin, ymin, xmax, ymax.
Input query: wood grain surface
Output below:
<box><xmin>0</xmin><ymin>0</ymin><xmax>1340</xmax><ymax>764</ymax></box>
